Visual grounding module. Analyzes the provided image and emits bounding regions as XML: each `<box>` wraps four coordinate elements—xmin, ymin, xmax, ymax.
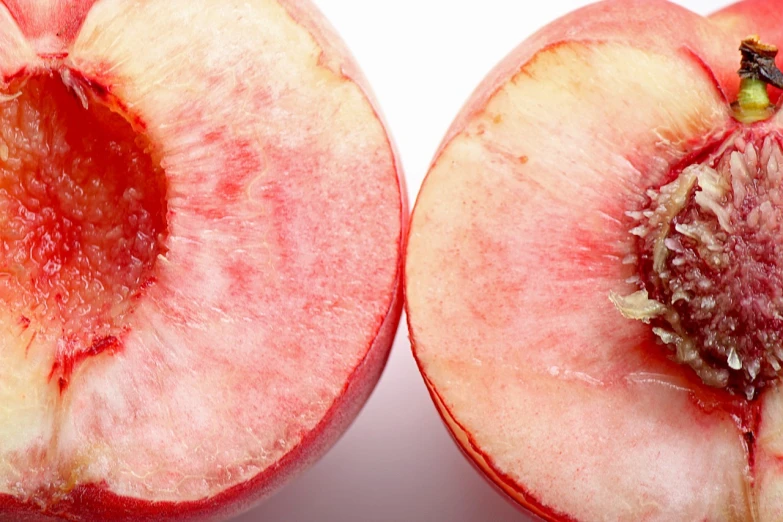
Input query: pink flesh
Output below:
<box><xmin>0</xmin><ymin>0</ymin><xmax>404</xmax><ymax>519</ymax></box>
<box><xmin>407</xmin><ymin>1</ymin><xmax>783</xmax><ymax>520</ymax></box>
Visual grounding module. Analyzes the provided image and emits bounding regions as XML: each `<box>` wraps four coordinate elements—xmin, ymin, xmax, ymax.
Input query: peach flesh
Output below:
<box><xmin>0</xmin><ymin>0</ymin><xmax>405</xmax><ymax>520</ymax></box>
<box><xmin>0</xmin><ymin>72</ymin><xmax>166</xmax><ymax>393</ymax></box>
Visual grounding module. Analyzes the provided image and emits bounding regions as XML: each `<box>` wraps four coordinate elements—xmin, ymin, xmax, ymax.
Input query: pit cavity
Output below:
<box><xmin>0</xmin><ymin>70</ymin><xmax>167</xmax><ymax>384</ymax></box>
<box><xmin>612</xmin><ymin>132</ymin><xmax>783</xmax><ymax>400</ymax></box>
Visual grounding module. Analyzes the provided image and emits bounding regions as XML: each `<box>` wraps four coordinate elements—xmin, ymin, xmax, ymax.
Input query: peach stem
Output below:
<box><xmin>733</xmin><ymin>36</ymin><xmax>783</xmax><ymax>123</ymax></box>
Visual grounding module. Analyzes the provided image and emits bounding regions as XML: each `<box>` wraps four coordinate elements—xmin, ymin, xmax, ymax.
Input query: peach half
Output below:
<box><xmin>0</xmin><ymin>0</ymin><xmax>405</xmax><ymax>520</ymax></box>
<box><xmin>407</xmin><ymin>0</ymin><xmax>783</xmax><ymax>520</ymax></box>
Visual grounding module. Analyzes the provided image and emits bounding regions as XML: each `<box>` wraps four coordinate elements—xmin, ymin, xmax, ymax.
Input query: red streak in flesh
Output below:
<box><xmin>49</xmin><ymin>335</ymin><xmax>122</xmax><ymax>394</ymax></box>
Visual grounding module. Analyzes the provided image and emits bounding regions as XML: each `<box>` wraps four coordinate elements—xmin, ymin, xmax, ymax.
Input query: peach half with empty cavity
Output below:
<box><xmin>0</xmin><ymin>0</ymin><xmax>405</xmax><ymax>520</ymax></box>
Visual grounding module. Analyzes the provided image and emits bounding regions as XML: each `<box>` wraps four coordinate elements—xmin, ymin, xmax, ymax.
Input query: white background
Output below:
<box><xmin>239</xmin><ymin>1</ymin><xmax>735</xmax><ymax>521</ymax></box>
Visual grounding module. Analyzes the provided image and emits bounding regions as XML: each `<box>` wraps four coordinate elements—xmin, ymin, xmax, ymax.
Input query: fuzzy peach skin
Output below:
<box><xmin>407</xmin><ymin>1</ymin><xmax>783</xmax><ymax>521</ymax></box>
<box><xmin>0</xmin><ymin>0</ymin><xmax>405</xmax><ymax>520</ymax></box>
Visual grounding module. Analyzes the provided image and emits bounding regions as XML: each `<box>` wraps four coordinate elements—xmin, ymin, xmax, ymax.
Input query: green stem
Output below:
<box><xmin>734</xmin><ymin>78</ymin><xmax>773</xmax><ymax>124</ymax></box>
<box><xmin>732</xmin><ymin>36</ymin><xmax>783</xmax><ymax>124</ymax></box>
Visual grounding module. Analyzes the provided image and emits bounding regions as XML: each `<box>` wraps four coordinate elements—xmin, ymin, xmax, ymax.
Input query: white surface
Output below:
<box><xmin>240</xmin><ymin>1</ymin><xmax>736</xmax><ymax>521</ymax></box>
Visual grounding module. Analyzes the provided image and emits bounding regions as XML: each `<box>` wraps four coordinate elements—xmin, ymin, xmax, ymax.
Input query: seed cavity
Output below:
<box><xmin>0</xmin><ymin>72</ymin><xmax>168</xmax><ymax>387</ymax></box>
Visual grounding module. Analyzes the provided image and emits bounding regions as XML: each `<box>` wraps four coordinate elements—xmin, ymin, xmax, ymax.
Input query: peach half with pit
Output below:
<box><xmin>0</xmin><ymin>0</ymin><xmax>405</xmax><ymax>520</ymax></box>
<box><xmin>407</xmin><ymin>0</ymin><xmax>783</xmax><ymax>520</ymax></box>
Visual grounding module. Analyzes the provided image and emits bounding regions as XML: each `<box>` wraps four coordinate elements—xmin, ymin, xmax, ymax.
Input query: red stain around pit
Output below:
<box><xmin>62</xmin><ymin>66</ymin><xmax>150</xmax><ymax>132</ymax></box>
<box><xmin>38</xmin><ymin>52</ymin><xmax>69</xmax><ymax>60</ymax></box>
<box><xmin>2</xmin><ymin>65</ymin><xmax>26</xmax><ymax>84</ymax></box>
<box><xmin>49</xmin><ymin>334</ymin><xmax>121</xmax><ymax>394</ymax></box>
<box><xmin>687</xmin><ymin>371</ymin><xmax>763</xmax><ymax>475</ymax></box>
<box><xmin>133</xmin><ymin>277</ymin><xmax>158</xmax><ymax>299</ymax></box>
<box><xmin>625</xmin><ymin>127</ymin><xmax>737</xmax><ymax>192</ymax></box>
<box><xmin>64</xmin><ymin>68</ymin><xmax>109</xmax><ymax>99</ymax></box>
<box><xmin>632</xmin><ymin>333</ymin><xmax>763</xmax><ymax>477</ymax></box>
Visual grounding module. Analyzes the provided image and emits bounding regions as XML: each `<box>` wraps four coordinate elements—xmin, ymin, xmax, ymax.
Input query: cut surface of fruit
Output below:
<box><xmin>0</xmin><ymin>72</ymin><xmax>167</xmax><ymax>393</ymax></box>
<box><xmin>0</xmin><ymin>0</ymin><xmax>404</xmax><ymax>520</ymax></box>
<box><xmin>406</xmin><ymin>1</ymin><xmax>783</xmax><ymax>521</ymax></box>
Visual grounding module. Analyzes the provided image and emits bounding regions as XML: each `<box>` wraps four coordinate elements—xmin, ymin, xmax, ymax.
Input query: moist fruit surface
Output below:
<box><xmin>0</xmin><ymin>73</ymin><xmax>167</xmax><ymax>394</ymax></box>
<box><xmin>0</xmin><ymin>0</ymin><xmax>405</xmax><ymax>520</ymax></box>
<box><xmin>406</xmin><ymin>1</ymin><xmax>783</xmax><ymax>521</ymax></box>
<box><xmin>615</xmin><ymin>131</ymin><xmax>783</xmax><ymax>398</ymax></box>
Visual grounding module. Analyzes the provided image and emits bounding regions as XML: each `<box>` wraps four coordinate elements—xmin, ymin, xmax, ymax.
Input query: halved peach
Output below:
<box><xmin>407</xmin><ymin>0</ymin><xmax>783</xmax><ymax>520</ymax></box>
<box><xmin>0</xmin><ymin>0</ymin><xmax>405</xmax><ymax>520</ymax></box>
